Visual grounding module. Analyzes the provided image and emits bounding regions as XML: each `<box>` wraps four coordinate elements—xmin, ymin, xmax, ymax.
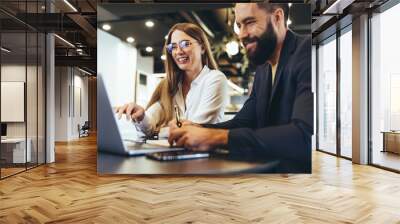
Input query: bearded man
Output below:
<box><xmin>168</xmin><ymin>2</ymin><xmax>313</xmax><ymax>173</ymax></box>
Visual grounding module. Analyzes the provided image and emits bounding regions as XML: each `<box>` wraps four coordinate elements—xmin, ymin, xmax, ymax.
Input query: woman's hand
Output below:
<box><xmin>115</xmin><ymin>102</ymin><xmax>145</xmax><ymax>122</ymax></box>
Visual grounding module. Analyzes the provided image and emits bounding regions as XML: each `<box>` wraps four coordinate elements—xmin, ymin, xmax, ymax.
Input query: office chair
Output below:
<box><xmin>78</xmin><ymin>121</ymin><xmax>90</xmax><ymax>138</ymax></box>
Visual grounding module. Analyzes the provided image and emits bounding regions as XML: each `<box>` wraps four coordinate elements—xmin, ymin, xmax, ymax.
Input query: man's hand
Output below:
<box><xmin>168</xmin><ymin>125</ymin><xmax>228</xmax><ymax>151</ymax></box>
<box><xmin>168</xmin><ymin>119</ymin><xmax>200</xmax><ymax>129</ymax></box>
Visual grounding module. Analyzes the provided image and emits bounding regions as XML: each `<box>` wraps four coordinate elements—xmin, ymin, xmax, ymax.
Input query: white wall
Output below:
<box><xmin>72</xmin><ymin>73</ymin><xmax>89</xmax><ymax>138</ymax></box>
<box><xmin>76</xmin><ymin>74</ymin><xmax>89</xmax><ymax>125</ymax></box>
<box><xmin>135</xmin><ymin>52</ymin><xmax>156</xmax><ymax>107</ymax></box>
<box><xmin>54</xmin><ymin>67</ymin><xmax>89</xmax><ymax>141</ymax></box>
<box><xmin>137</xmin><ymin>53</ymin><xmax>154</xmax><ymax>75</ymax></box>
<box><xmin>98</xmin><ymin>29</ymin><xmax>139</xmax><ymax>138</ymax></box>
<box><xmin>1</xmin><ymin>64</ymin><xmax>26</xmax><ymax>81</ymax></box>
<box><xmin>55</xmin><ymin>67</ymin><xmax>68</xmax><ymax>141</ymax></box>
<box><xmin>1</xmin><ymin>64</ymin><xmax>46</xmax><ymax>163</ymax></box>
<box><xmin>1</xmin><ymin>65</ymin><xmax>33</xmax><ymax>137</ymax></box>
<box><xmin>98</xmin><ymin>29</ymin><xmax>137</xmax><ymax>107</ymax></box>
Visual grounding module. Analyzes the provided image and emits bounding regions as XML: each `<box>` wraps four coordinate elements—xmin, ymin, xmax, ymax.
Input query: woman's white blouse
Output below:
<box><xmin>135</xmin><ymin>65</ymin><xmax>228</xmax><ymax>137</ymax></box>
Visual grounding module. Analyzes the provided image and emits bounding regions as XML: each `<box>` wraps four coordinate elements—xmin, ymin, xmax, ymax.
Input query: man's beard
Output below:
<box><xmin>243</xmin><ymin>21</ymin><xmax>277</xmax><ymax>66</ymax></box>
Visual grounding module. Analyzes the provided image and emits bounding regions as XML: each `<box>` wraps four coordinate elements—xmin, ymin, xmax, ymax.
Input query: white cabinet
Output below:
<box><xmin>1</xmin><ymin>138</ymin><xmax>32</xmax><ymax>163</ymax></box>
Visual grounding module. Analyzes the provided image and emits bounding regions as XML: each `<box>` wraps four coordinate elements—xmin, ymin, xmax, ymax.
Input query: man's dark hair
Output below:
<box><xmin>256</xmin><ymin>2</ymin><xmax>290</xmax><ymax>24</ymax></box>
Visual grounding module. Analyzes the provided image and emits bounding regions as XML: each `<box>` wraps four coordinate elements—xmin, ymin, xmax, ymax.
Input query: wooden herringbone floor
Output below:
<box><xmin>1</xmin><ymin>135</ymin><xmax>400</xmax><ymax>223</ymax></box>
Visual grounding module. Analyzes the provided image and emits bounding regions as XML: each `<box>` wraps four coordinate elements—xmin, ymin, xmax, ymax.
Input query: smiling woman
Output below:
<box><xmin>115</xmin><ymin>23</ymin><xmax>228</xmax><ymax>138</ymax></box>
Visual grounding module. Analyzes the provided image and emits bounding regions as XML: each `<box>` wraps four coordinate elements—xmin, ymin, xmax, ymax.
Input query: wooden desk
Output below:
<box><xmin>97</xmin><ymin>152</ymin><xmax>279</xmax><ymax>175</ymax></box>
<box><xmin>382</xmin><ymin>131</ymin><xmax>400</xmax><ymax>154</ymax></box>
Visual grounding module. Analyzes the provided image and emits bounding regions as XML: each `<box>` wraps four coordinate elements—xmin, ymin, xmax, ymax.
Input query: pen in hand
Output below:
<box><xmin>174</xmin><ymin>105</ymin><xmax>182</xmax><ymax>128</ymax></box>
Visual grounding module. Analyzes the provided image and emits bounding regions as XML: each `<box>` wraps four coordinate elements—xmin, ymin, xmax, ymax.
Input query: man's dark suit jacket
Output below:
<box><xmin>205</xmin><ymin>30</ymin><xmax>313</xmax><ymax>173</ymax></box>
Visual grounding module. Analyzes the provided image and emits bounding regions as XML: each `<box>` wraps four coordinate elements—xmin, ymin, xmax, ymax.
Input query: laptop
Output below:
<box><xmin>97</xmin><ymin>74</ymin><xmax>184</xmax><ymax>156</ymax></box>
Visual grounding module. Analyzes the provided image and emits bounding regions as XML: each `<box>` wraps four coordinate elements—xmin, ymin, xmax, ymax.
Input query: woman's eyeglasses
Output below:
<box><xmin>166</xmin><ymin>40</ymin><xmax>197</xmax><ymax>54</ymax></box>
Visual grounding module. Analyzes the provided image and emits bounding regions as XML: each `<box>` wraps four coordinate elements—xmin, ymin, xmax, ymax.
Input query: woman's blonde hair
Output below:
<box><xmin>146</xmin><ymin>23</ymin><xmax>218</xmax><ymax>131</ymax></box>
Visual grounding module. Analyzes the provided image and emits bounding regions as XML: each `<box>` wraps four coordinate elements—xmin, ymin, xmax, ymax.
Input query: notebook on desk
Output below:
<box><xmin>97</xmin><ymin>75</ymin><xmax>185</xmax><ymax>156</ymax></box>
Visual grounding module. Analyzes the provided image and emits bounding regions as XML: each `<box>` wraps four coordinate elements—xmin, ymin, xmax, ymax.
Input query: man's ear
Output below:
<box><xmin>273</xmin><ymin>8</ymin><xmax>284</xmax><ymax>25</ymax></box>
<box><xmin>272</xmin><ymin>8</ymin><xmax>286</xmax><ymax>30</ymax></box>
